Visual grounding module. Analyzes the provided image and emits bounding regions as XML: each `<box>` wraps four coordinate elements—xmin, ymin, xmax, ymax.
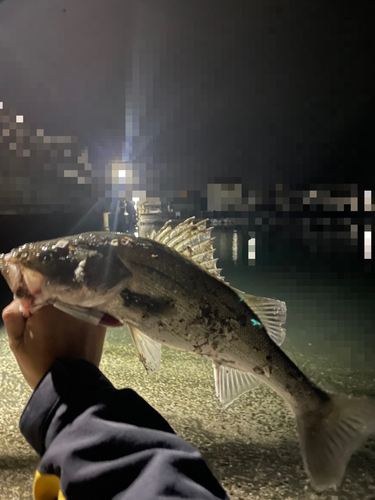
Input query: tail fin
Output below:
<box><xmin>296</xmin><ymin>395</ymin><xmax>375</xmax><ymax>492</ymax></box>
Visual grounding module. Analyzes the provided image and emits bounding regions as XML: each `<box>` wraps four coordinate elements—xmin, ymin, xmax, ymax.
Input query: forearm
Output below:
<box><xmin>20</xmin><ymin>359</ymin><xmax>228</xmax><ymax>500</ymax></box>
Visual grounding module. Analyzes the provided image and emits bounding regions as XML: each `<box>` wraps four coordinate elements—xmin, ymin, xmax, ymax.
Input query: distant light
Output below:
<box><xmin>132</xmin><ymin>197</ymin><xmax>139</xmax><ymax>203</ymax></box>
<box><xmin>16</xmin><ymin>115</ymin><xmax>23</xmax><ymax>123</ymax></box>
<box><xmin>103</xmin><ymin>212</ymin><xmax>110</xmax><ymax>232</ymax></box>
<box><xmin>0</xmin><ymin>102</ymin><xmax>3</xmax><ymax>109</ymax></box>
<box><xmin>310</xmin><ymin>190</ymin><xmax>317</xmax><ymax>198</ymax></box>
<box><xmin>364</xmin><ymin>230</ymin><xmax>371</xmax><ymax>259</ymax></box>
<box><xmin>64</xmin><ymin>170</ymin><xmax>78</xmax><ymax>178</ymax></box>
<box><xmin>248</xmin><ymin>238</ymin><xmax>256</xmax><ymax>266</ymax></box>
<box><xmin>119</xmin><ymin>170</ymin><xmax>126</xmax><ymax>178</ymax></box>
<box><xmin>351</xmin><ymin>196</ymin><xmax>358</xmax><ymax>211</ymax></box>
<box><xmin>364</xmin><ymin>191</ymin><xmax>372</xmax><ymax>212</ymax></box>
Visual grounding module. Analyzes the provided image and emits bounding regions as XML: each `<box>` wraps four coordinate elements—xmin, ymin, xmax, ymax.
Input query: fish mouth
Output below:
<box><xmin>1</xmin><ymin>253</ymin><xmax>44</xmax><ymax>310</ymax></box>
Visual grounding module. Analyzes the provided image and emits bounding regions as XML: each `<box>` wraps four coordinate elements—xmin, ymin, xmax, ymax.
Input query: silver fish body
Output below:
<box><xmin>1</xmin><ymin>218</ymin><xmax>374</xmax><ymax>492</ymax></box>
<box><xmin>99</xmin><ymin>235</ymin><xmax>325</xmax><ymax>415</ymax></box>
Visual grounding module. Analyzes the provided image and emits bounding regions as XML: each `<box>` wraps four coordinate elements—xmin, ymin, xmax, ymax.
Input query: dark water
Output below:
<box><xmin>211</xmin><ymin>226</ymin><xmax>375</xmax><ymax>375</ymax></box>
<box><xmin>1</xmin><ymin>223</ymin><xmax>374</xmax><ymax>499</ymax></box>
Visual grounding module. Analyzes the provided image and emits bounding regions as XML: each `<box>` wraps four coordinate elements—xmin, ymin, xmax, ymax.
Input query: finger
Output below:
<box><xmin>2</xmin><ymin>299</ymin><xmax>24</xmax><ymax>320</ymax></box>
<box><xmin>2</xmin><ymin>300</ymin><xmax>27</xmax><ymax>350</ymax></box>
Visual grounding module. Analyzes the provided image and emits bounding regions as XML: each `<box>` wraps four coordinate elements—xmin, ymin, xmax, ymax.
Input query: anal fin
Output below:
<box><xmin>213</xmin><ymin>363</ymin><xmax>261</xmax><ymax>408</ymax></box>
<box><xmin>127</xmin><ymin>324</ymin><xmax>162</xmax><ymax>375</ymax></box>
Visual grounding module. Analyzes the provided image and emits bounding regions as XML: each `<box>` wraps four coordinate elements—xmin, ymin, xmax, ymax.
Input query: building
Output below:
<box><xmin>0</xmin><ymin>101</ymin><xmax>93</xmax><ymax>214</ymax></box>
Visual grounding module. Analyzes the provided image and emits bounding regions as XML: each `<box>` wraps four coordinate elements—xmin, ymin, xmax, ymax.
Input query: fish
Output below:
<box><xmin>1</xmin><ymin>217</ymin><xmax>374</xmax><ymax>491</ymax></box>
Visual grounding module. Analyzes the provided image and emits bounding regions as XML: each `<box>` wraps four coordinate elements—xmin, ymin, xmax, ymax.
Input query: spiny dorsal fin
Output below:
<box><xmin>154</xmin><ymin>217</ymin><xmax>195</xmax><ymax>245</ymax></box>
<box><xmin>148</xmin><ymin>228</ymin><xmax>157</xmax><ymax>240</ymax></box>
<box><xmin>148</xmin><ymin>218</ymin><xmax>226</xmax><ymax>282</ymax></box>
<box><xmin>153</xmin><ymin>219</ymin><xmax>174</xmax><ymax>242</ymax></box>
<box><xmin>233</xmin><ymin>289</ymin><xmax>287</xmax><ymax>345</ymax></box>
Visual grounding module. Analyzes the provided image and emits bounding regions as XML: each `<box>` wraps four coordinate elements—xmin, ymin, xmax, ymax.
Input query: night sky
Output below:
<box><xmin>0</xmin><ymin>0</ymin><xmax>374</xmax><ymax>192</ymax></box>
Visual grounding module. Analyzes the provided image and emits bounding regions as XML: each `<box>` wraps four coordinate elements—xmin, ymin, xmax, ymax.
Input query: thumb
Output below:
<box><xmin>2</xmin><ymin>300</ymin><xmax>27</xmax><ymax>350</ymax></box>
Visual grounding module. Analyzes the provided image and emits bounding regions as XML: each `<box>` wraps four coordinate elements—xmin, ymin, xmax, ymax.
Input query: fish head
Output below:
<box><xmin>0</xmin><ymin>233</ymin><xmax>133</xmax><ymax>313</ymax></box>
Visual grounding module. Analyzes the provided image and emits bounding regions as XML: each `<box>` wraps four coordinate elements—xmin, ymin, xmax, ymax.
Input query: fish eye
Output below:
<box><xmin>39</xmin><ymin>251</ymin><xmax>55</xmax><ymax>264</ymax></box>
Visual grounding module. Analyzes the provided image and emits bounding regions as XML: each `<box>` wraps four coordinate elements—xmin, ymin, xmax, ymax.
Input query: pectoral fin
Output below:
<box><xmin>52</xmin><ymin>301</ymin><xmax>123</xmax><ymax>327</ymax></box>
<box><xmin>233</xmin><ymin>289</ymin><xmax>287</xmax><ymax>346</ymax></box>
<box><xmin>127</xmin><ymin>324</ymin><xmax>162</xmax><ymax>375</ymax></box>
<box><xmin>213</xmin><ymin>363</ymin><xmax>261</xmax><ymax>408</ymax></box>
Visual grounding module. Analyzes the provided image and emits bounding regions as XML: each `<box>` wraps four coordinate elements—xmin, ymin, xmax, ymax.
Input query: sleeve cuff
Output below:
<box><xmin>19</xmin><ymin>359</ymin><xmax>116</xmax><ymax>455</ymax></box>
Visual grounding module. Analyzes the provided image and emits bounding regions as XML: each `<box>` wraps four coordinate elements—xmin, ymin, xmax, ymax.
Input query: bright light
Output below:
<box><xmin>248</xmin><ymin>238</ymin><xmax>256</xmax><ymax>266</ymax></box>
<box><xmin>365</xmin><ymin>230</ymin><xmax>372</xmax><ymax>259</ymax></box>
<box><xmin>132</xmin><ymin>196</ymin><xmax>139</xmax><ymax>210</ymax></box>
<box><xmin>16</xmin><ymin>115</ymin><xmax>24</xmax><ymax>123</ymax></box>
<box><xmin>119</xmin><ymin>170</ymin><xmax>126</xmax><ymax>178</ymax></box>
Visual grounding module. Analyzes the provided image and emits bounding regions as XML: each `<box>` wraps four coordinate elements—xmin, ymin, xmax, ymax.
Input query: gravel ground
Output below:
<box><xmin>0</xmin><ymin>325</ymin><xmax>374</xmax><ymax>500</ymax></box>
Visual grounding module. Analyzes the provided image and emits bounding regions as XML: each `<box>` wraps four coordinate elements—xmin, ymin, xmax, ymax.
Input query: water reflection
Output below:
<box><xmin>232</xmin><ymin>230</ymin><xmax>238</xmax><ymax>264</ymax></box>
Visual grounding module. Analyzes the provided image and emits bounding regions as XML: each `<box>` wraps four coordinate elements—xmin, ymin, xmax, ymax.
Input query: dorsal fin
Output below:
<box><xmin>148</xmin><ymin>218</ymin><xmax>226</xmax><ymax>282</ymax></box>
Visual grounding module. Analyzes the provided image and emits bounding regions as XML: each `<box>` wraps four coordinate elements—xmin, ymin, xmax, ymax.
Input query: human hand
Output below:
<box><xmin>2</xmin><ymin>300</ymin><xmax>107</xmax><ymax>389</ymax></box>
